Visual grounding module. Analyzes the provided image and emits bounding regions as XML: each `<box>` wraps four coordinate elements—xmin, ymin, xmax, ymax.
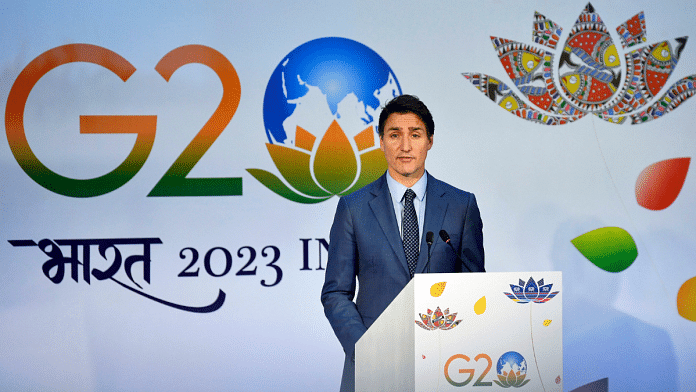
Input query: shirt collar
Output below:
<box><xmin>386</xmin><ymin>170</ymin><xmax>428</xmax><ymax>203</ymax></box>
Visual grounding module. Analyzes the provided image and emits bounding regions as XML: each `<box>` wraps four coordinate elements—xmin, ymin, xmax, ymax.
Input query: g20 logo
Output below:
<box><xmin>444</xmin><ymin>351</ymin><xmax>531</xmax><ymax>388</ymax></box>
<box><xmin>6</xmin><ymin>44</ymin><xmax>242</xmax><ymax>198</ymax></box>
<box><xmin>6</xmin><ymin>38</ymin><xmax>398</xmax><ymax>201</ymax></box>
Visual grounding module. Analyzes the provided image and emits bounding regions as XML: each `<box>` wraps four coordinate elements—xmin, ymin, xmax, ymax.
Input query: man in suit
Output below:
<box><xmin>321</xmin><ymin>94</ymin><xmax>484</xmax><ymax>391</ymax></box>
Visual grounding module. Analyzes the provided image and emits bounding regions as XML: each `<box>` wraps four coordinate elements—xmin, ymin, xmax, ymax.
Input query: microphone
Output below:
<box><xmin>439</xmin><ymin>230</ymin><xmax>471</xmax><ymax>272</ymax></box>
<box><xmin>425</xmin><ymin>231</ymin><xmax>434</xmax><ymax>273</ymax></box>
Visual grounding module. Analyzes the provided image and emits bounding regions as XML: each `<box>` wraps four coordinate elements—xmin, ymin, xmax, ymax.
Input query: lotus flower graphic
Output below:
<box><xmin>504</xmin><ymin>277</ymin><xmax>559</xmax><ymax>304</ymax></box>
<box><xmin>247</xmin><ymin>121</ymin><xmax>386</xmax><ymax>203</ymax></box>
<box><xmin>494</xmin><ymin>368</ymin><xmax>530</xmax><ymax>388</ymax></box>
<box><xmin>464</xmin><ymin>3</ymin><xmax>695</xmax><ymax>125</ymax></box>
<box><xmin>415</xmin><ymin>306</ymin><xmax>461</xmax><ymax>330</ymax></box>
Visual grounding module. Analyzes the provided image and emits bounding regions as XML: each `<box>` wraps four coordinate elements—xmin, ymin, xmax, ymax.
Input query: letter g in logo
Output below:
<box><xmin>5</xmin><ymin>44</ymin><xmax>157</xmax><ymax>197</ymax></box>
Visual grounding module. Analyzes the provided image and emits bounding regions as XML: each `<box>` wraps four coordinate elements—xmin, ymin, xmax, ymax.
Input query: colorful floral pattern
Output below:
<box><xmin>464</xmin><ymin>3</ymin><xmax>695</xmax><ymax>125</ymax></box>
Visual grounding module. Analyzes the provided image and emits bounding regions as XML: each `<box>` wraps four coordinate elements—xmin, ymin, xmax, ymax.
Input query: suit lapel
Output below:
<box><xmin>416</xmin><ymin>174</ymin><xmax>449</xmax><ymax>274</ymax></box>
<box><xmin>369</xmin><ymin>174</ymin><xmax>410</xmax><ymax>275</ymax></box>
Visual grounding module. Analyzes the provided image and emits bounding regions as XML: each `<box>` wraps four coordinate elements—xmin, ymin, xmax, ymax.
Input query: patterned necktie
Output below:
<box><xmin>402</xmin><ymin>189</ymin><xmax>419</xmax><ymax>278</ymax></box>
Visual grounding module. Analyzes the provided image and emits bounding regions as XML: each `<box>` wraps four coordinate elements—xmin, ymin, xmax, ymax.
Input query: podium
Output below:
<box><xmin>355</xmin><ymin>271</ymin><xmax>562</xmax><ymax>391</ymax></box>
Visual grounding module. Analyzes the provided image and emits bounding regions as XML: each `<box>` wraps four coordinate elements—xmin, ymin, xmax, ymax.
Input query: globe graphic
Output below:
<box><xmin>496</xmin><ymin>351</ymin><xmax>528</xmax><ymax>378</ymax></box>
<box><xmin>262</xmin><ymin>37</ymin><xmax>401</xmax><ymax>145</ymax></box>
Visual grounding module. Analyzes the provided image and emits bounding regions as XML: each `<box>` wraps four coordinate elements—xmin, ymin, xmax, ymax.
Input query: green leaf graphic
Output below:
<box><xmin>571</xmin><ymin>227</ymin><xmax>638</xmax><ymax>272</ymax></box>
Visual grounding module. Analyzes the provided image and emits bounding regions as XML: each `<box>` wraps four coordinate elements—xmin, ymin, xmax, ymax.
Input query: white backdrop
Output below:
<box><xmin>1</xmin><ymin>1</ymin><xmax>695</xmax><ymax>391</ymax></box>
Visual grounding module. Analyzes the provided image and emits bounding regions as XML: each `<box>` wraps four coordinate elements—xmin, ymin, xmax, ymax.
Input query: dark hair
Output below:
<box><xmin>377</xmin><ymin>94</ymin><xmax>434</xmax><ymax>138</ymax></box>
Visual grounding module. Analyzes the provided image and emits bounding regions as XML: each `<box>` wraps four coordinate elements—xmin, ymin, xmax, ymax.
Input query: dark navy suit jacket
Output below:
<box><xmin>320</xmin><ymin>172</ymin><xmax>484</xmax><ymax>391</ymax></box>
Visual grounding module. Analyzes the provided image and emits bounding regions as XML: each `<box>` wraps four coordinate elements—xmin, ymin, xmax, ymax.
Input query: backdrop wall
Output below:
<box><xmin>1</xmin><ymin>1</ymin><xmax>694</xmax><ymax>391</ymax></box>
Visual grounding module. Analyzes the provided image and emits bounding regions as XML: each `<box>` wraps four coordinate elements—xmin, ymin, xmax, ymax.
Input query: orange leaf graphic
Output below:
<box><xmin>635</xmin><ymin>157</ymin><xmax>690</xmax><ymax>210</ymax></box>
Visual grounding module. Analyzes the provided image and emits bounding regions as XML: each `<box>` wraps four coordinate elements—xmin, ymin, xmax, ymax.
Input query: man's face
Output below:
<box><xmin>379</xmin><ymin>112</ymin><xmax>433</xmax><ymax>187</ymax></box>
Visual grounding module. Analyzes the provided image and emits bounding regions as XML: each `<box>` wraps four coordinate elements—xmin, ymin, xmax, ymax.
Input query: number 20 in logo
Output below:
<box><xmin>5</xmin><ymin>43</ymin><xmax>241</xmax><ymax>198</ymax></box>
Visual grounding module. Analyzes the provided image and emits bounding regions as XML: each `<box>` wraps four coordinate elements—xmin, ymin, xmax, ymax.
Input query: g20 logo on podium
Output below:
<box><xmin>444</xmin><ymin>351</ymin><xmax>531</xmax><ymax>388</ymax></box>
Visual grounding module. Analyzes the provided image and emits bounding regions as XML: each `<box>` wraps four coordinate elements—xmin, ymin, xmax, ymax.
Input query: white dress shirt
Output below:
<box><xmin>385</xmin><ymin>171</ymin><xmax>428</xmax><ymax>251</ymax></box>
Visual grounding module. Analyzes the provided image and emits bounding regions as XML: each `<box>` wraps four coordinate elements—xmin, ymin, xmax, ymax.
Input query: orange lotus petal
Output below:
<box><xmin>294</xmin><ymin>125</ymin><xmax>316</xmax><ymax>152</ymax></box>
<box><xmin>354</xmin><ymin>126</ymin><xmax>376</xmax><ymax>151</ymax></box>
<box><xmin>635</xmin><ymin>157</ymin><xmax>690</xmax><ymax>210</ymax></box>
<box><xmin>314</xmin><ymin>120</ymin><xmax>358</xmax><ymax>194</ymax></box>
<box><xmin>266</xmin><ymin>143</ymin><xmax>330</xmax><ymax>197</ymax></box>
<box><xmin>507</xmin><ymin>368</ymin><xmax>517</xmax><ymax>384</ymax></box>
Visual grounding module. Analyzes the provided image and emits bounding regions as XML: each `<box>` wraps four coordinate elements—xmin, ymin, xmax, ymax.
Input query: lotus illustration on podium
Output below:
<box><xmin>464</xmin><ymin>3</ymin><xmax>695</xmax><ymax>125</ymax></box>
<box><xmin>504</xmin><ymin>277</ymin><xmax>559</xmax><ymax>304</ymax></box>
<box><xmin>415</xmin><ymin>306</ymin><xmax>461</xmax><ymax>331</ymax></box>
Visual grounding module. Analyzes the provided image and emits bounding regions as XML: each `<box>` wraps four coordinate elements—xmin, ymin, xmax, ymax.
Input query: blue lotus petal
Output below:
<box><xmin>538</xmin><ymin>283</ymin><xmax>554</xmax><ymax>300</ymax></box>
<box><xmin>524</xmin><ymin>277</ymin><xmax>539</xmax><ymax>301</ymax></box>
<box><xmin>510</xmin><ymin>284</ymin><xmax>526</xmax><ymax>301</ymax></box>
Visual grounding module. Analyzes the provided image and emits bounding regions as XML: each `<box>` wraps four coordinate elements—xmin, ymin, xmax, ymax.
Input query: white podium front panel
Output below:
<box><xmin>414</xmin><ymin>271</ymin><xmax>562</xmax><ymax>391</ymax></box>
<box><xmin>356</xmin><ymin>271</ymin><xmax>562</xmax><ymax>391</ymax></box>
<box><xmin>355</xmin><ymin>278</ymin><xmax>416</xmax><ymax>391</ymax></box>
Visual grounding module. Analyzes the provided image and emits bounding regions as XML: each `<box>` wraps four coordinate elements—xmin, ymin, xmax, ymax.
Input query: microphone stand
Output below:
<box><xmin>425</xmin><ymin>231</ymin><xmax>434</xmax><ymax>274</ymax></box>
<box><xmin>439</xmin><ymin>230</ymin><xmax>472</xmax><ymax>272</ymax></box>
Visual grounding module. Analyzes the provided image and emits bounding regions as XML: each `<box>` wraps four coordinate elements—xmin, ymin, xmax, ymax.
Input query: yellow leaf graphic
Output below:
<box><xmin>474</xmin><ymin>296</ymin><xmax>486</xmax><ymax>315</ymax></box>
<box><xmin>430</xmin><ymin>282</ymin><xmax>446</xmax><ymax>297</ymax></box>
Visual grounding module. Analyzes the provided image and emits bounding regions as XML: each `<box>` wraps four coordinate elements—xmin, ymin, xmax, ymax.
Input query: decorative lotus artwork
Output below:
<box><xmin>415</xmin><ymin>306</ymin><xmax>461</xmax><ymax>330</ymax></box>
<box><xmin>463</xmin><ymin>2</ymin><xmax>695</xmax><ymax>327</ymax></box>
<box><xmin>504</xmin><ymin>277</ymin><xmax>559</xmax><ymax>304</ymax></box>
<box><xmin>464</xmin><ymin>3</ymin><xmax>695</xmax><ymax>125</ymax></box>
